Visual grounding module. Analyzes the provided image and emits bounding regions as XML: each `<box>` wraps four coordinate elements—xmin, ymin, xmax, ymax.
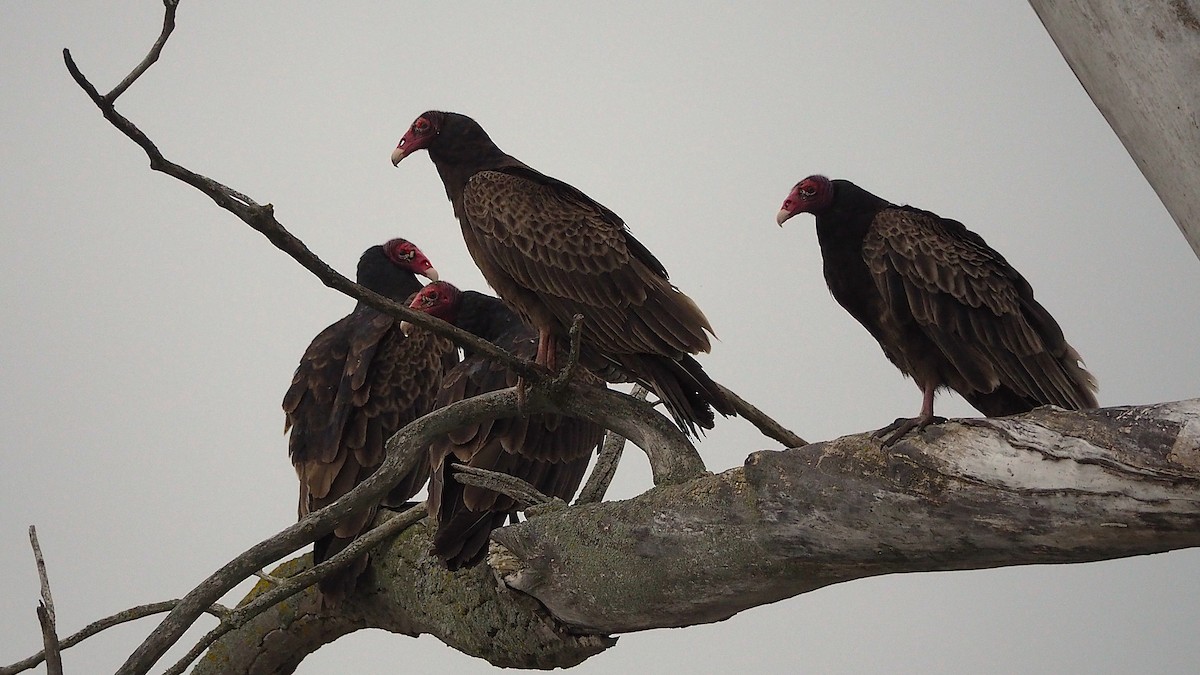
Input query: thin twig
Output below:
<box><xmin>0</xmin><ymin>602</ymin><xmax>228</xmax><ymax>675</ymax></box>
<box><xmin>28</xmin><ymin>527</ymin><xmax>61</xmax><ymax>675</ymax></box>
<box><xmin>161</xmin><ymin>504</ymin><xmax>428</xmax><ymax>675</ymax></box>
<box><xmin>64</xmin><ymin>47</ymin><xmax>541</xmax><ymax>385</ymax></box>
<box><xmin>717</xmin><ymin>383</ymin><xmax>807</xmax><ymax>448</ymax></box>
<box><xmin>105</xmin><ymin>0</ymin><xmax>178</xmax><ymax>102</ymax></box>
<box><xmin>548</xmin><ymin>314</ymin><xmax>586</xmax><ymax>392</ymax></box>
<box><xmin>452</xmin><ymin>466</ymin><xmax>553</xmax><ymax>508</ymax></box>
<box><xmin>252</xmin><ymin>570</ymin><xmax>283</xmax><ymax>585</ymax></box>
<box><xmin>576</xmin><ymin>384</ymin><xmax>649</xmax><ymax>504</ymax></box>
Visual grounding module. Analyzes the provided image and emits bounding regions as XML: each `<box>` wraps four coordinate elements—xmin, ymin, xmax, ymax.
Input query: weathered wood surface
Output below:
<box><xmin>195</xmin><ymin>400</ymin><xmax>1200</xmax><ymax>672</ymax></box>
<box><xmin>1029</xmin><ymin>0</ymin><xmax>1200</xmax><ymax>259</ymax></box>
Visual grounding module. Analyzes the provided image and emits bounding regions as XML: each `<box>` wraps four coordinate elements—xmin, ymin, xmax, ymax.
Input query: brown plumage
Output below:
<box><xmin>282</xmin><ymin>239</ymin><xmax>457</xmax><ymax>601</ymax></box>
<box><xmin>777</xmin><ymin>176</ymin><xmax>1097</xmax><ymax>444</ymax></box>
<box><xmin>391</xmin><ymin>111</ymin><xmax>733</xmax><ymax>437</ymax></box>
<box><xmin>406</xmin><ymin>282</ymin><xmax>604</xmax><ymax>569</ymax></box>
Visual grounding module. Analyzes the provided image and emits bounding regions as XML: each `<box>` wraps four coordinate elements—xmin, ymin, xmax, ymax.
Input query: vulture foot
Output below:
<box><xmin>874</xmin><ymin>415</ymin><xmax>946</xmax><ymax>447</ymax></box>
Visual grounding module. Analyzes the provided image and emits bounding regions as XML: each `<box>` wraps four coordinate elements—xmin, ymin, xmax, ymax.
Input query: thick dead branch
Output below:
<box><xmin>576</xmin><ymin>384</ymin><xmax>649</xmax><ymax>505</ymax></box>
<box><xmin>163</xmin><ymin>505</ymin><xmax>428</xmax><ymax>675</ymax></box>
<box><xmin>182</xmin><ymin>400</ymin><xmax>1200</xmax><ymax>671</ymax></box>
<box><xmin>496</xmin><ymin>400</ymin><xmax>1200</xmax><ymax>632</ymax></box>
<box><xmin>192</xmin><ymin>519</ymin><xmax>614</xmax><ymax>674</ymax></box>
<box><xmin>103</xmin><ymin>383</ymin><xmax>697</xmax><ymax>675</ymax></box>
<box><xmin>1029</xmin><ymin>0</ymin><xmax>1200</xmax><ymax>259</ymax></box>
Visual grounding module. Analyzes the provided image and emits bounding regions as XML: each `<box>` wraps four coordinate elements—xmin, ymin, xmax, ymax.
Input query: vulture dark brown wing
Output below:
<box><xmin>283</xmin><ymin>309</ymin><xmax>455</xmax><ymax>599</ymax></box>
<box><xmin>863</xmin><ymin>207</ymin><xmax>1097</xmax><ymax>411</ymax></box>
<box><xmin>459</xmin><ymin>169</ymin><xmax>714</xmax><ymax>359</ymax></box>
<box><xmin>428</xmin><ymin>328</ymin><xmax>603</xmax><ymax>570</ymax></box>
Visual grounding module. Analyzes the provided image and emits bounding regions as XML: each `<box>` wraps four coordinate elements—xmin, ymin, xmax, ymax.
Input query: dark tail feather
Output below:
<box><xmin>312</xmin><ymin>534</ymin><xmax>371</xmax><ymax>606</ymax></box>
<box><xmin>633</xmin><ymin>354</ymin><xmax>735</xmax><ymax>437</ymax></box>
<box><xmin>431</xmin><ymin>510</ymin><xmax>509</xmax><ymax>570</ymax></box>
<box><xmin>964</xmin><ymin>387</ymin><xmax>1041</xmax><ymax>417</ymax></box>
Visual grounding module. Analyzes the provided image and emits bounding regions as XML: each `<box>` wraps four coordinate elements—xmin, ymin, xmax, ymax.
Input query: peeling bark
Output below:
<box><xmin>195</xmin><ymin>401</ymin><xmax>1200</xmax><ymax>672</ymax></box>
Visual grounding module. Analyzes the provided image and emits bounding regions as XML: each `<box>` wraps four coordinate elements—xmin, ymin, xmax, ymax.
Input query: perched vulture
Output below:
<box><xmin>405</xmin><ymin>281</ymin><xmax>605</xmax><ymax>569</ymax></box>
<box><xmin>283</xmin><ymin>239</ymin><xmax>457</xmax><ymax>601</ymax></box>
<box><xmin>390</xmin><ymin>111</ymin><xmax>733</xmax><ymax>437</ymax></box>
<box><xmin>776</xmin><ymin>176</ymin><xmax>1097</xmax><ymax>444</ymax></box>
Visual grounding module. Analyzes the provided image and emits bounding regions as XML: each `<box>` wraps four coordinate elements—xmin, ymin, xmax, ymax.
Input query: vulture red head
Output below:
<box><xmin>390</xmin><ymin>112</ymin><xmax>443</xmax><ymax>165</ymax></box>
<box><xmin>382</xmin><ymin>237</ymin><xmax>438</xmax><ymax>281</ymax></box>
<box><xmin>390</xmin><ymin>111</ymin><xmax>501</xmax><ymax>167</ymax></box>
<box><xmin>776</xmin><ymin>175</ymin><xmax>835</xmax><ymax>225</ymax></box>
<box><xmin>407</xmin><ymin>281</ymin><xmax>460</xmax><ymax>322</ymax></box>
<box><xmin>400</xmin><ymin>280</ymin><xmax>460</xmax><ymax>336</ymax></box>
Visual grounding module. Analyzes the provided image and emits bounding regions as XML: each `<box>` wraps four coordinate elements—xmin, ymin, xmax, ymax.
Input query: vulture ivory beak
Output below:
<box><xmin>390</xmin><ymin>145</ymin><xmax>408</xmax><ymax>166</ymax></box>
<box><xmin>776</xmin><ymin>208</ymin><xmax>794</xmax><ymax>226</ymax></box>
<box><xmin>399</xmin><ymin>320</ymin><xmax>413</xmax><ymax>337</ymax></box>
<box><xmin>422</xmin><ymin>266</ymin><xmax>440</xmax><ymax>282</ymax></box>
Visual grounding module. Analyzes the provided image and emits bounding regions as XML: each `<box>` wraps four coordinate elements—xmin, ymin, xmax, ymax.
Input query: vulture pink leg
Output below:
<box><xmin>535</xmin><ymin>328</ymin><xmax>557</xmax><ymax>371</ymax></box>
<box><xmin>875</xmin><ymin>382</ymin><xmax>946</xmax><ymax>447</ymax></box>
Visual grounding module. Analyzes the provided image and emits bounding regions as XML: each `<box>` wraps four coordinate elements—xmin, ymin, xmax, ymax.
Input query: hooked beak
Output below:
<box><xmin>399</xmin><ymin>320</ymin><xmax>413</xmax><ymax>337</ymax></box>
<box><xmin>390</xmin><ymin>145</ymin><xmax>408</xmax><ymax>166</ymax></box>
<box><xmin>421</xmin><ymin>266</ymin><xmax>439</xmax><ymax>282</ymax></box>
<box><xmin>776</xmin><ymin>208</ymin><xmax>795</xmax><ymax>226</ymax></box>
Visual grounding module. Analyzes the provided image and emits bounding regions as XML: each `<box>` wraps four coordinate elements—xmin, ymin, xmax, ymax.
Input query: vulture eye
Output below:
<box><xmin>396</xmin><ymin>249</ymin><xmax>415</xmax><ymax>261</ymax></box>
<box><xmin>413</xmin><ymin>118</ymin><xmax>431</xmax><ymax>134</ymax></box>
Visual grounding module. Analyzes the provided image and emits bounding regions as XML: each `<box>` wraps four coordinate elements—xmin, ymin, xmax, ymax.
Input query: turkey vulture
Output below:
<box><xmin>283</xmin><ymin>238</ymin><xmax>457</xmax><ymax>601</ymax></box>
<box><xmin>776</xmin><ymin>176</ymin><xmax>1097</xmax><ymax>444</ymax></box>
<box><xmin>405</xmin><ymin>281</ymin><xmax>605</xmax><ymax>569</ymax></box>
<box><xmin>390</xmin><ymin>111</ymin><xmax>733</xmax><ymax>437</ymax></box>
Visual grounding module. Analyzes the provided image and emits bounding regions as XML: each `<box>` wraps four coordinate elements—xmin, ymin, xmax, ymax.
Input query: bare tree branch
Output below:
<box><xmin>1028</xmin><ymin>0</ymin><xmax>1200</xmax><ymax>260</ymax></box>
<box><xmin>495</xmin><ymin>400</ymin><xmax>1200</xmax><ymax>633</ymax></box>
<box><xmin>26</xmin><ymin>527</ymin><xmax>61</xmax><ymax>675</ymax></box>
<box><xmin>717</xmin><ymin>383</ymin><xmax>807</xmax><ymax>448</ymax></box>
<box><xmin>191</xmin><ymin>520</ymin><xmax>615</xmax><ymax>674</ymax></box>
<box><xmin>452</xmin><ymin>466</ymin><xmax>554</xmax><ymax>509</ymax></box>
<box><xmin>162</xmin><ymin>505</ymin><xmax>428</xmax><ymax>675</ymax></box>
<box><xmin>575</xmin><ymin>384</ymin><xmax>649</xmax><ymax>505</ymax></box>
<box><xmin>183</xmin><ymin>399</ymin><xmax>1200</xmax><ymax>672</ymax></box>
<box><xmin>95</xmin><ymin>378</ymin><xmax>698</xmax><ymax>675</ymax></box>
<box><xmin>105</xmin><ymin>0</ymin><xmax>179</xmax><ymax>102</ymax></box>
<box><xmin>1</xmin><ymin>603</ymin><xmax>230</xmax><ymax>675</ymax></box>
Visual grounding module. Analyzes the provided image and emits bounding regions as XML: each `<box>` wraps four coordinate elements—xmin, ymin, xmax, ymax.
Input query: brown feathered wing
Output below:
<box><xmin>455</xmin><ymin>169</ymin><xmax>730</xmax><ymax>433</ymax></box>
<box><xmin>459</xmin><ymin>170</ymin><xmax>713</xmax><ymax>359</ymax></box>
<box><xmin>428</xmin><ymin>329</ymin><xmax>604</xmax><ymax>570</ymax></box>
<box><xmin>861</xmin><ymin>207</ymin><xmax>1097</xmax><ymax>414</ymax></box>
<box><xmin>283</xmin><ymin>307</ymin><xmax>457</xmax><ymax>599</ymax></box>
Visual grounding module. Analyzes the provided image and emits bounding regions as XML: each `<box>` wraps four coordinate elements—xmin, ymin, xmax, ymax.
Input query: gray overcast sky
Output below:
<box><xmin>3</xmin><ymin>2</ymin><xmax>1199</xmax><ymax>673</ymax></box>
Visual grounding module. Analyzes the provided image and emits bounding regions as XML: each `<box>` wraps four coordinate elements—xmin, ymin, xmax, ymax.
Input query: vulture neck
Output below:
<box><xmin>429</xmin><ymin>140</ymin><xmax>525</xmax><ymax>202</ymax></box>
<box><xmin>815</xmin><ymin>179</ymin><xmax>892</xmax><ymax>251</ymax></box>
<box><xmin>455</xmin><ymin>291</ymin><xmax>525</xmax><ymax>356</ymax></box>
<box><xmin>355</xmin><ymin>250</ymin><xmax>423</xmax><ymax>305</ymax></box>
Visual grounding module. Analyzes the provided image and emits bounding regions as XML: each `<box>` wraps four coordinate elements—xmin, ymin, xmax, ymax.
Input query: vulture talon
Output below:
<box><xmin>875</xmin><ymin>415</ymin><xmax>947</xmax><ymax>447</ymax></box>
